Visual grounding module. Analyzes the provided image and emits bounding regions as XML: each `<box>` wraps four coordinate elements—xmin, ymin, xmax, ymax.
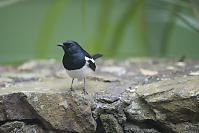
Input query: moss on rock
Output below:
<box><xmin>100</xmin><ymin>114</ymin><xmax>123</xmax><ymax>133</ymax></box>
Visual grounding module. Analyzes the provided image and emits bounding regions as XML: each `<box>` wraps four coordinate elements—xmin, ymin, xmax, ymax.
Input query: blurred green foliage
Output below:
<box><xmin>0</xmin><ymin>0</ymin><xmax>199</xmax><ymax>64</ymax></box>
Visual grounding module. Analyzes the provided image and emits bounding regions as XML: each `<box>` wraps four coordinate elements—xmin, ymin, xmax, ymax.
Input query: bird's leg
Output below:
<box><xmin>83</xmin><ymin>78</ymin><xmax>88</xmax><ymax>95</ymax></box>
<box><xmin>70</xmin><ymin>78</ymin><xmax>74</xmax><ymax>91</ymax></box>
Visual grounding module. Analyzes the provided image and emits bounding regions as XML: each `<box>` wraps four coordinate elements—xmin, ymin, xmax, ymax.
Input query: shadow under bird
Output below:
<box><xmin>57</xmin><ymin>40</ymin><xmax>102</xmax><ymax>94</ymax></box>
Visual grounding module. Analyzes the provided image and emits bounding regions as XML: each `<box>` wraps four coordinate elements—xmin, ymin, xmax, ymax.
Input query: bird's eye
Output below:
<box><xmin>63</xmin><ymin>43</ymin><xmax>70</xmax><ymax>47</ymax></box>
<box><xmin>65</xmin><ymin>43</ymin><xmax>72</xmax><ymax>48</ymax></box>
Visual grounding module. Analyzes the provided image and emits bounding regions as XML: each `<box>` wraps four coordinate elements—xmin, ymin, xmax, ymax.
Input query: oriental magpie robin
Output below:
<box><xmin>57</xmin><ymin>40</ymin><xmax>102</xmax><ymax>94</ymax></box>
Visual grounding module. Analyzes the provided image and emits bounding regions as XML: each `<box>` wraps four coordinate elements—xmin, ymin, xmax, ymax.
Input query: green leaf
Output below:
<box><xmin>35</xmin><ymin>0</ymin><xmax>68</xmax><ymax>58</ymax></box>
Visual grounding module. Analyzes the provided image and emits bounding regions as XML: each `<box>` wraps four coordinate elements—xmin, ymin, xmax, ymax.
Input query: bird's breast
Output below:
<box><xmin>66</xmin><ymin>65</ymin><xmax>92</xmax><ymax>80</ymax></box>
<box><xmin>62</xmin><ymin>54</ymin><xmax>86</xmax><ymax>70</ymax></box>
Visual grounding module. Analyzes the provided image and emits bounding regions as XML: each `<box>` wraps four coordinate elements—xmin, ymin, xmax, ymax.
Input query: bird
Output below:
<box><xmin>57</xmin><ymin>40</ymin><xmax>102</xmax><ymax>94</ymax></box>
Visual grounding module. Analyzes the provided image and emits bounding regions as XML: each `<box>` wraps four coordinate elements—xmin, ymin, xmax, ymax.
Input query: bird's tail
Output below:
<box><xmin>92</xmin><ymin>54</ymin><xmax>103</xmax><ymax>60</ymax></box>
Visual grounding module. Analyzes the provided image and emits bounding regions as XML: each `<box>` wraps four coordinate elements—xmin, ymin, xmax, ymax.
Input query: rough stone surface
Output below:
<box><xmin>0</xmin><ymin>92</ymin><xmax>96</xmax><ymax>133</ymax></box>
<box><xmin>0</xmin><ymin>121</ymin><xmax>45</xmax><ymax>133</ymax></box>
<box><xmin>124</xmin><ymin>123</ymin><xmax>161</xmax><ymax>133</ymax></box>
<box><xmin>26</xmin><ymin>92</ymin><xmax>96</xmax><ymax>132</ymax></box>
<box><xmin>0</xmin><ymin>58</ymin><xmax>199</xmax><ymax>133</ymax></box>
<box><xmin>100</xmin><ymin>114</ymin><xmax>123</xmax><ymax>133</ymax></box>
<box><xmin>136</xmin><ymin>76</ymin><xmax>199</xmax><ymax>132</ymax></box>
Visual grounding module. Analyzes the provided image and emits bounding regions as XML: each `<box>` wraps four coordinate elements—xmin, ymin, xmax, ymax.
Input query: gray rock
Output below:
<box><xmin>169</xmin><ymin>122</ymin><xmax>199</xmax><ymax>133</ymax></box>
<box><xmin>0</xmin><ymin>121</ymin><xmax>45</xmax><ymax>133</ymax></box>
<box><xmin>93</xmin><ymin>76</ymin><xmax>199</xmax><ymax>133</ymax></box>
<box><xmin>124</xmin><ymin>99</ymin><xmax>155</xmax><ymax>122</ymax></box>
<box><xmin>120</xmin><ymin>90</ymin><xmax>155</xmax><ymax>122</ymax></box>
<box><xmin>95</xmin><ymin>93</ymin><xmax>119</xmax><ymax>104</ymax></box>
<box><xmin>0</xmin><ymin>92</ymin><xmax>96</xmax><ymax>133</ymax></box>
<box><xmin>100</xmin><ymin>114</ymin><xmax>123</xmax><ymax>133</ymax></box>
<box><xmin>0</xmin><ymin>93</ymin><xmax>35</xmax><ymax>121</ymax></box>
<box><xmin>92</xmin><ymin>93</ymin><xmax>128</xmax><ymax>125</ymax></box>
<box><xmin>124</xmin><ymin>123</ymin><xmax>161</xmax><ymax>133</ymax></box>
<box><xmin>1</xmin><ymin>58</ymin><xmax>199</xmax><ymax>133</ymax></box>
<box><xmin>136</xmin><ymin>76</ymin><xmax>199</xmax><ymax>132</ymax></box>
<box><xmin>26</xmin><ymin>92</ymin><xmax>96</xmax><ymax>133</ymax></box>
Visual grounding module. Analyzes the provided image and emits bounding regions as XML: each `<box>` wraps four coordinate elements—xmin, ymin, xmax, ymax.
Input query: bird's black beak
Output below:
<box><xmin>57</xmin><ymin>43</ymin><xmax>64</xmax><ymax>47</ymax></box>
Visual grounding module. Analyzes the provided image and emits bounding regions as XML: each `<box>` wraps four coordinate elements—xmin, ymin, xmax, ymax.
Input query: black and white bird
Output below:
<box><xmin>57</xmin><ymin>40</ymin><xmax>102</xmax><ymax>94</ymax></box>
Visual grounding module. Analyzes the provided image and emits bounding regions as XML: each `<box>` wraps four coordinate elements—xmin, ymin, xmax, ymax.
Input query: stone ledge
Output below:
<box><xmin>0</xmin><ymin>58</ymin><xmax>199</xmax><ymax>133</ymax></box>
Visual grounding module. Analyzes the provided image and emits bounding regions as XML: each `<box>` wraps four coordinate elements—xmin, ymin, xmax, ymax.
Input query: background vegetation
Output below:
<box><xmin>0</xmin><ymin>0</ymin><xmax>199</xmax><ymax>64</ymax></box>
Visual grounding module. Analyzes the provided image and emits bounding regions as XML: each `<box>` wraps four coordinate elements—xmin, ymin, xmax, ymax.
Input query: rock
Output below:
<box><xmin>93</xmin><ymin>88</ymin><xmax>160</xmax><ymax>133</ymax></box>
<box><xmin>124</xmin><ymin>94</ymin><xmax>155</xmax><ymax>122</ymax></box>
<box><xmin>136</xmin><ymin>76</ymin><xmax>199</xmax><ymax>132</ymax></box>
<box><xmin>18</xmin><ymin>59</ymin><xmax>58</xmax><ymax>72</ymax></box>
<box><xmin>0</xmin><ymin>121</ymin><xmax>45</xmax><ymax>133</ymax></box>
<box><xmin>1</xmin><ymin>58</ymin><xmax>199</xmax><ymax>133</ymax></box>
<box><xmin>124</xmin><ymin>123</ymin><xmax>161</xmax><ymax>133</ymax></box>
<box><xmin>26</xmin><ymin>92</ymin><xmax>96</xmax><ymax>132</ymax></box>
<box><xmin>0</xmin><ymin>93</ymin><xmax>35</xmax><ymax>121</ymax></box>
<box><xmin>93</xmin><ymin>75</ymin><xmax>199</xmax><ymax>133</ymax></box>
<box><xmin>100</xmin><ymin>66</ymin><xmax>126</xmax><ymax>76</ymax></box>
<box><xmin>100</xmin><ymin>114</ymin><xmax>123</xmax><ymax>133</ymax></box>
<box><xmin>170</xmin><ymin>122</ymin><xmax>199</xmax><ymax>133</ymax></box>
<box><xmin>87</xmin><ymin>74</ymin><xmax>120</xmax><ymax>82</ymax></box>
<box><xmin>95</xmin><ymin>93</ymin><xmax>119</xmax><ymax>104</ymax></box>
<box><xmin>0</xmin><ymin>92</ymin><xmax>96</xmax><ymax>133</ymax></box>
<box><xmin>92</xmin><ymin>92</ymin><xmax>128</xmax><ymax>125</ymax></box>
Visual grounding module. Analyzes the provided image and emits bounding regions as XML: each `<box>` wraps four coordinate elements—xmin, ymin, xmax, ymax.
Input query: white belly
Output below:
<box><xmin>66</xmin><ymin>65</ymin><xmax>91</xmax><ymax>80</ymax></box>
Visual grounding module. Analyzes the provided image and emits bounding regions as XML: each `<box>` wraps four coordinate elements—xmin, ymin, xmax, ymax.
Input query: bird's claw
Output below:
<box><xmin>82</xmin><ymin>89</ymin><xmax>88</xmax><ymax>95</ymax></box>
<box><xmin>70</xmin><ymin>87</ymin><xmax>74</xmax><ymax>92</ymax></box>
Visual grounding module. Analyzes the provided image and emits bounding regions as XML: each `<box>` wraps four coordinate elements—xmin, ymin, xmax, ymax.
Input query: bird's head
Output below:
<box><xmin>57</xmin><ymin>40</ymin><xmax>80</xmax><ymax>53</ymax></box>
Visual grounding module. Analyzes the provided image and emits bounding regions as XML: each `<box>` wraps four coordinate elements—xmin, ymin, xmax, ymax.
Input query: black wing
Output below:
<box><xmin>80</xmin><ymin>46</ymin><xmax>92</xmax><ymax>58</ymax></box>
<box><xmin>79</xmin><ymin>46</ymin><xmax>99</xmax><ymax>71</ymax></box>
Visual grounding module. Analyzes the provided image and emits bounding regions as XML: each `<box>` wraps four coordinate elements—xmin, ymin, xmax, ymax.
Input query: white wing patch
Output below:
<box><xmin>85</xmin><ymin>56</ymin><xmax>95</xmax><ymax>63</ymax></box>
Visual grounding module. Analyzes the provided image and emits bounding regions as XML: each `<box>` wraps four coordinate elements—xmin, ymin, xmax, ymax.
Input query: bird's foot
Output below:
<box><xmin>82</xmin><ymin>89</ymin><xmax>88</xmax><ymax>95</ymax></box>
<box><xmin>70</xmin><ymin>87</ymin><xmax>74</xmax><ymax>92</ymax></box>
